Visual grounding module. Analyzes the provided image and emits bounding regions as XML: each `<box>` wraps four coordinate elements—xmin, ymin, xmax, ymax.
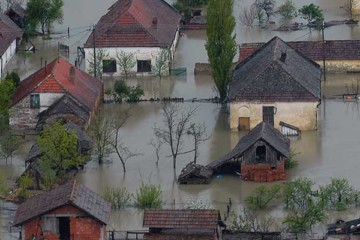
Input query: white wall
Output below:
<box><xmin>38</xmin><ymin>93</ymin><xmax>64</xmax><ymax>112</ymax></box>
<box><xmin>84</xmin><ymin>28</ymin><xmax>180</xmax><ymax>77</ymax></box>
<box><xmin>0</xmin><ymin>39</ymin><xmax>17</xmax><ymax>78</ymax></box>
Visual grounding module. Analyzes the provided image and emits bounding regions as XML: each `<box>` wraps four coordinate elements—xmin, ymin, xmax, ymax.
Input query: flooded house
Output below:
<box><xmin>239</xmin><ymin>40</ymin><xmax>360</xmax><ymax>73</ymax></box>
<box><xmin>143</xmin><ymin>209</ymin><xmax>226</xmax><ymax>239</ymax></box>
<box><xmin>83</xmin><ymin>0</ymin><xmax>181</xmax><ymax>77</ymax></box>
<box><xmin>10</xmin><ymin>57</ymin><xmax>103</xmax><ymax>130</ymax></box>
<box><xmin>13</xmin><ymin>181</ymin><xmax>111</xmax><ymax>240</ymax></box>
<box><xmin>208</xmin><ymin>122</ymin><xmax>290</xmax><ymax>182</ymax></box>
<box><xmin>5</xmin><ymin>3</ymin><xmax>26</xmax><ymax>29</ymax></box>
<box><xmin>0</xmin><ymin>12</ymin><xmax>23</xmax><ymax>78</ymax></box>
<box><xmin>229</xmin><ymin>36</ymin><xmax>321</xmax><ymax>131</ymax></box>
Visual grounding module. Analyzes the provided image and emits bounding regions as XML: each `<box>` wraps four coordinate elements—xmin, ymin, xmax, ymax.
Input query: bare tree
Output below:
<box><xmin>116</xmin><ymin>50</ymin><xmax>136</xmax><ymax>80</ymax></box>
<box><xmin>154</xmin><ymin>103</ymin><xmax>198</xmax><ymax>169</ymax></box>
<box><xmin>254</xmin><ymin>0</ymin><xmax>276</xmax><ymax>22</ymax></box>
<box><xmin>88</xmin><ymin>111</ymin><xmax>113</xmax><ymax>164</ymax></box>
<box><xmin>87</xmin><ymin>49</ymin><xmax>109</xmax><ymax>79</ymax></box>
<box><xmin>187</xmin><ymin>123</ymin><xmax>210</xmax><ymax>164</ymax></box>
<box><xmin>109</xmin><ymin>109</ymin><xmax>141</xmax><ymax>173</ymax></box>
<box><xmin>341</xmin><ymin>0</ymin><xmax>353</xmax><ymax>19</ymax></box>
<box><xmin>149</xmin><ymin>138</ymin><xmax>163</xmax><ymax>165</ymax></box>
<box><xmin>152</xmin><ymin>49</ymin><xmax>170</xmax><ymax>79</ymax></box>
<box><xmin>238</xmin><ymin>4</ymin><xmax>258</xmax><ymax>26</ymax></box>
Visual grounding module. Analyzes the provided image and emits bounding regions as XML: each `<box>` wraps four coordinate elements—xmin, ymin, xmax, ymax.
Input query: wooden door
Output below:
<box><xmin>238</xmin><ymin>117</ymin><xmax>250</xmax><ymax>131</ymax></box>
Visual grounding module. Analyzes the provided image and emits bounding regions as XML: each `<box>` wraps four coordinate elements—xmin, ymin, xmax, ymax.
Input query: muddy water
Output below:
<box><xmin>2</xmin><ymin>0</ymin><xmax>360</xmax><ymax>238</ymax></box>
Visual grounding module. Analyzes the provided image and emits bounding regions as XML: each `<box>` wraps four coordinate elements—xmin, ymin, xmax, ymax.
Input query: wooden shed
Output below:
<box><xmin>207</xmin><ymin>122</ymin><xmax>290</xmax><ymax>182</ymax></box>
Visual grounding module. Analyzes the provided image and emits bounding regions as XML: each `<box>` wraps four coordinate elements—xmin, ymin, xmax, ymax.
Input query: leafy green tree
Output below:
<box><xmin>116</xmin><ymin>50</ymin><xmax>136</xmax><ymax>80</ymax></box>
<box><xmin>0</xmin><ymin>79</ymin><xmax>15</xmax><ymax>130</ymax></box>
<box><xmin>283</xmin><ymin>177</ymin><xmax>325</xmax><ymax>233</ymax></box>
<box><xmin>134</xmin><ymin>182</ymin><xmax>163</xmax><ymax>209</ymax></box>
<box><xmin>36</xmin><ymin>121</ymin><xmax>84</xmax><ymax>188</ymax></box>
<box><xmin>277</xmin><ymin>0</ymin><xmax>297</xmax><ymax>20</ymax></box>
<box><xmin>18</xmin><ymin>174</ymin><xmax>33</xmax><ymax>201</ymax></box>
<box><xmin>298</xmin><ymin>4</ymin><xmax>324</xmax><ymax>32</ymax></box>
<box><xmin>113</xmin><ymin>80</ymin><xmax>144</xmax><ymax>103</ymax></box>
<box><xmin>26</xmin><ymin>0</ymin><xmax>64</xmax><ymax>35</ymax></box>
<box><xmin>254</xmin><ymin>0</ymin><xmax>276</xmax><ymax>22</ymax></box>
<box><xmin>0</xmin><ymin>132</ymin><xmax>21</xmax><ymax>165</ymax></box>
<box><xmin>320</xmin><ymin>178</ymin><xmax>359</xmax><ymax>211</ymax></box>
<box><xmin>152</xmin><ymin>49</ymin><xmax>170</xmax><ymax>79</ymax></box>
<box><xmin>205</xmin><ymin>0</ymin><xmax>236</xmax><ymax>102</ymax></box>
<box><xmin>4</xmin><ymin>71</ymin><xmax>20</xmax><ymax>87</ymax></box>
<box><xmin>103</xmin><ymin>187</ymin><xmax>132</xmax><ymax>209</ymax></box>
<box><xmin>245</xmin><ymin>184</ymin><xmax>282</xmax><ymax>210</ymax></box>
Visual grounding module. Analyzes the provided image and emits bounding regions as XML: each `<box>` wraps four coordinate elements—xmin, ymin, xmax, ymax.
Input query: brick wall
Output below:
<box><xmin>23</xmin><ymin>204</ymin><xmax>105</xmax><ymax>240</ymax></box>
<box><xmin>241</xmin><ymin>161</ymin><xmax>286</xmax><ymax>182</ymax></box>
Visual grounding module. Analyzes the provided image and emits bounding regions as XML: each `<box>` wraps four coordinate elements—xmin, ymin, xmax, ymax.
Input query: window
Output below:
<box><xmin>42</xmin><ymin>217</ymin><xmax>59</xmax><ymax>233</ymax></box>
<box><xmin>30</xmin><ymin>94</ymin><xmax>40</xmax><ymax>109</ymax></box>
<box><xmin>103</xmin><ymin>59</ymin><xmax>117</xmax><ymax>73</ymax></box>
<box><xmin>263</xmin><ymin>106</ymin><xmax>275</xmax><ymax>126</ymax></box>
<box><xmin>137</xmin><ymin>60</ymin><xmax>151</xmax><ymax>73</ymax></box>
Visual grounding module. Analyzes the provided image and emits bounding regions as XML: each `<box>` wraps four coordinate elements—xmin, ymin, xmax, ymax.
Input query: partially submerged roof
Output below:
<box><xmin>7</xmin><ymin>3</ymin><xmax>26</xmax><ymax>18</ymax></box>
<box><xmin>0</xmin><ymin>12</ymin><xmax>22</xmax><ymax>55</ymax></box>
<box><xmin>12</xmin><ymin>58</ymin><xmax>103</xmax><ymax>111</ymax></box>
<box><xmin>207</xmin><ymin>122</ymin><xmax>290</xmax><ymax>169</ymax></box>
<box><xmin>143</xmin><ymin>209</ymin><xmax>225</xmax><ymax>230</ymax></box>
<box><xmin>230</xmin><ymin>36</ymin><xmax>321</xmax><ymax>102</ymax></box>
<box><xmin>239</xmin><ymin>40</ymin><xmax>360</xmax><ymax>62</ymax></box>
<box><xmin>178</xmin><ymin>162</ymin><xmax>213</xmax><ymax>184</ymax></box>
<box><xmin>84</xmin><ymin>0</ymin><xmax>181</xmax><ymax>48</ymax></box>
<box><xmin>13</xmin><ymin>181</ymin><xmax>111</xmax><ymax>226</ymax></box>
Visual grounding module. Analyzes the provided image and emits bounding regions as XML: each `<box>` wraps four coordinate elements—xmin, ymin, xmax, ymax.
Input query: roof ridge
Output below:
<box><xmin>69</xmin><ymin>179</ymin><xmax>76</xmax><ymax>202</ymax></box>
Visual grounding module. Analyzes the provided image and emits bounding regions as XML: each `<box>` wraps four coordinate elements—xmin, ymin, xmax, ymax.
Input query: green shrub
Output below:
<box><xmin>285</xmin><ymin>148</ymin><xmax>299</xmax><ymax>169</ymax></box>
<box><xmin>245</xmin><ymin>184</ymin><xmax>282</xmax><ymax>210</ymax></box>
<box><xmin>18</xmin><ymin>174</ymin><xmax>33</xmax><ymax>201</ymax></box>
<box><xmin>103</xmin><ymin>187</ymin><xmax>132</xmax><ymax>209</ymax></box>
<box><xmin>113</xmin><ymin>80</ymin><xmax>144</xmax><ymax>103</ymax></box>
<box><xmin>134</xmin><ymin>182</ymin><xmax>163</xmax><ymax>209</ymax></box>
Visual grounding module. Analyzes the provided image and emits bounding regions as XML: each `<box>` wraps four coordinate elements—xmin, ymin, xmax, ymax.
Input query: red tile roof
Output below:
<box><xmin>239</xmin><ymin>40</ymin><xmax>360</xmax><ymax>62</ymax></box>
<box><xmin>143</xmin><ymin>209</ymin><xmax>223</xmax><ymax>230</ymax></box>
<box><xmin>84</xmin><ymin>0</ymin><xmax>181</xmax><ymax>48</ymax></box>
<box><xmin>144</xmin><ymin>232</ymin><xmax>215</xmax><ymax>240</ymax></box>
<box><xmin>12</xmin><ymin>58</ymin><xmax>103</xmax><ymax>112</ymax></box>
<box><xmin>13</xmin><ymin>181</ymin><xmax>111</xmax><ymax>226</ymax></box>
<box><xmin>0</xmin><ymin>12</ymin><xmax>23</xmax><ymax>55</ymax></box>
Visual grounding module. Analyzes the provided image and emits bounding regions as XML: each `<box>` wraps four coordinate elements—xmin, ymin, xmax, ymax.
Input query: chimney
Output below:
<box><xmin>69</xmin><ymin>66</ymin><xmax>75</xmax><ymax>83</ymax></box>
<box><xmin>280</xmin><ymin>52</ymin><xmax>287</xmax><ymax>63</ymax></box>
<box><xmin>152</xmin><ymin>17</ymin><xmax>158</xmax><ymax>26</ymax></box>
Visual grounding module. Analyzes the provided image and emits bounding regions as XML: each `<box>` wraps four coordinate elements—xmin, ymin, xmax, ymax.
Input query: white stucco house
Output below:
<box><xmin>229</xmin><ymin>37</ymin><xmax>322</xmax><ymax>131</ymax></box>
<box><xmin>83</xmin><ymin>0</ymin><xmax>182</xmax><ymax>77</ymax></box>
<box><xmin>0</xmin><ymin>12</ymin><xmax>23</xmax><ymax>78</ymax></box>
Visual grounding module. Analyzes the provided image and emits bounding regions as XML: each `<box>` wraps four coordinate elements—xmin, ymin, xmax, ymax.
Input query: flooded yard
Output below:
<box><xmin>1</xmin><ymin>0</ymin><xmax>360</xmax><ymax>238</ymax></box>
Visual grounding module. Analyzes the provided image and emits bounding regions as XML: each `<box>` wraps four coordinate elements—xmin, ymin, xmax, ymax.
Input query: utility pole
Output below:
<box><xmin>93</xmin><ymin>24</ymin><xmax>97</xmax><ymax>78</ymax></box>
<box><xmin>322</xmin><ymin>21</ymin><xmax>326</xmax><ymax>83</ymax></box>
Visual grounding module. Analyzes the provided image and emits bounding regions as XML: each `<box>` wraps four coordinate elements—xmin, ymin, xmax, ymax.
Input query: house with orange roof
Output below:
<box><xmin>83</xmin><ymin>0</ymin><xmax>181</xmax><ymax>77</ymax></box>
<box><xmin>9</xmin><ymin>57</ymin><xmax>103</xmax><ymax>129</ymax></box>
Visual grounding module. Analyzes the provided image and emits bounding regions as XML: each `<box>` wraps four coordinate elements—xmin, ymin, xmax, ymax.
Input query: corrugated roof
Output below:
<box><xmin>207</xmin><ymin>122</ymin><xmax>290</xmax><ymax>169</ymax></box>
<box><xmin>230</xmin><ymin>36</ymin><xmax>321</xmax><ymax>102</ymax></box>
<box><xmin>143</xmin><ymin>209</ymin><xmax>224</xmax><ymax>230</ymax></box>
<box><xmin>84</xmin><ymin>0</ymin><xmax>181</xmax><ymax>48</ymax></box>
<box><xmin>12</xmin><ymin>58</ymin><xmax>103</xmax><ymax>112</ymax></box>
<box><xmin>13</xmin><ymin>181</ymin><xmax>111</xmax><ymax>226</ymax></box>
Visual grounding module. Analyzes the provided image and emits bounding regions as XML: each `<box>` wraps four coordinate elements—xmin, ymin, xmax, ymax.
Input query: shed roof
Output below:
<box><xmin>84</xmin><ymin>0</ymin><xmax>181</xmax><ymax>48</ymax></box>
<box><xmin>0</xmin><ymin>12</ymin><xmax>22</xmax><ymax>55</ymax></box>
<box><xmin>7</xmin><ymin>4</ymin><xmax>26</xmax><ymax>18</ymax></box>
<box><xmin>13</xmin><ymin>181</ymin><xmax>111</xmax><ymax>226</ymax></box>
<box><xmin>12</xmin><ymin>58</ymin><xmax>103</xmax><ymax>112</ymax></box>
<box><xmin>207</xmin><ymin>122</ymin><xmax>290</xmax><ymax>169</ymax></box>
<box><xmin>229</xmin><ymin>36</ymin><xmax>321</xmax><ymax>102</ymax></box>
<box><xmin>143</xmin><ymin>209</ymin><xmax>224</xmax><ymax>230</ymax></box>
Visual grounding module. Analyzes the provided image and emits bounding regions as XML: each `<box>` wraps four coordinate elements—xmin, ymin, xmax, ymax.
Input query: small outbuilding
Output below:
<box><xmin>208</xmin><ymin>122</ymin><xmax>290</xmax><ymax>182</ymax></box>
<box><xmin>143</xmin><ymin>209</ymin><xmax>226</xmax><ymax>240</ymax></box>
<box><xmin>13</xmin><ymin>181</ymin><xmax>111</xmax><ymax>240</ymax></box>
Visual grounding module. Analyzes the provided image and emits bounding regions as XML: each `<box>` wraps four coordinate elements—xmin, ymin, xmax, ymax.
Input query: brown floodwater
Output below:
<box><xmin>2</xmin><ymin>0</ymin><xmax>360</xmax><ymax>238</ymax></box>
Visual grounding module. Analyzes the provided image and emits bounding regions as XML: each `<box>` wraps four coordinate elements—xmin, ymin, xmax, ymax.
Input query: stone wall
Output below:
<box><xmin>10</xmin><ymin>96</ymin><xmax>39</xmax><ymax>129</ymax></box>
<box><xmin>241</xmin><ymin>162</ymin><xmax>286</xmax><ymax>182</ymax></box>
<box><xmin>22</xmin><ymin>205</ymin><xmax>106</xmax><ymax>240</ymax></box>
<box><xmin>229</xmin><ymin>101</ymin><xmax>319</xmax><ymax>131</ymax></box>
